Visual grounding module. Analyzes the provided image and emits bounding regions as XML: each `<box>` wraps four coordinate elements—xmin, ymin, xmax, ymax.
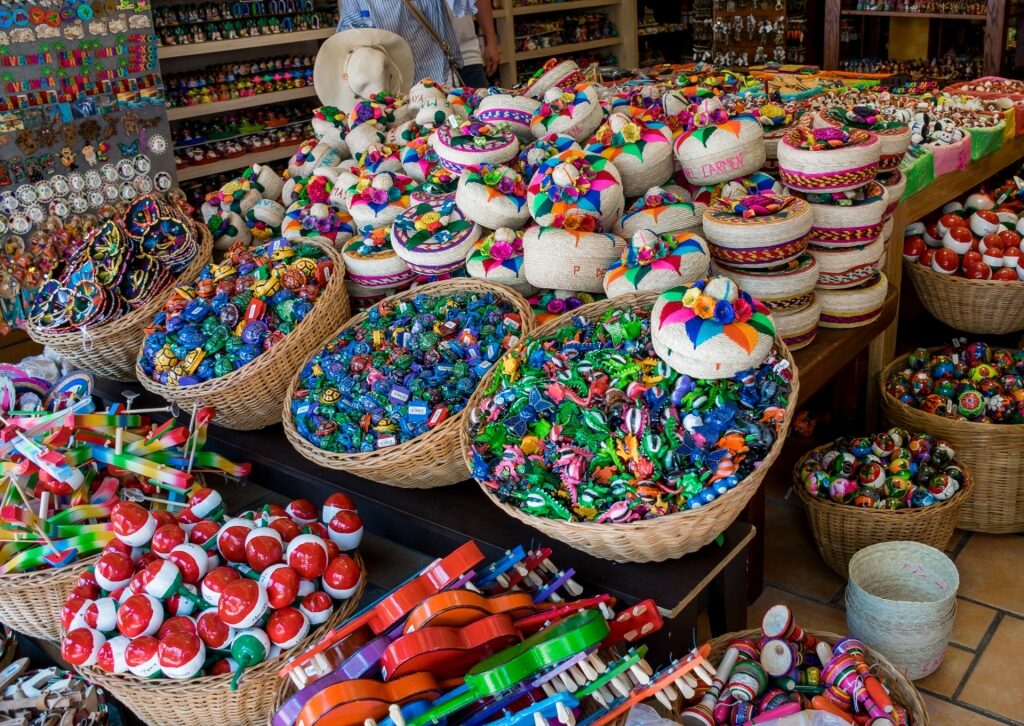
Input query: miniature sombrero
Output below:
<box><xmin>526</xmin><ymin>148</ymin><xmax>624</xmax><ymax>231</ymax></box>
<box><xmin>313</xmin><ymin>28</ymin><xmax>414</xmax><ymax>113</ymax></box>
<box><xmin>455</xmin><ymin>163</ymin><xmax>530</xmax><ymax>231</ymax></box>
<box><xmin>651</xmin><ymin>276</ymin><xmax>776</xmax><ymax>379</ymax></box>
<box><xmin>603</xmin><ymin>229</ymin><xmax>710</xmax><ymax>298</ymax></box>
<box><xmin>342</xmin><ymin>226</ymin><xmax>416</xmax><ymax>289</ymax></box>
<box><xmin>430</xmin><ymin>118</ymin><xmax>519</xmax><ymax>174</ymax></box>
<box><xmin>475</xmin><ymin>93</ymin><xmax>542</xmax><ymax>142</ymax></box>
<box><xmin>346</xmin><ymin>171</ymin><xmax>415</xmax><ymax>231</ymax></box>
<box><xmin>702</xmin><ymin>194</ymin><xmax>812</xmax><ymax>270</ymax></box>
<box><xmin>614</xmin><ymin>186</ymin><xmax>702</xmax><ymax>238</ymax></box>
<box><xmin>465</xmin><ymin>227</ymin><xmax>535</xmax><ymax>296</ymax></box>
<box><xmin>522</xmin><ymin>222</ymin><xmax>626</xmax><ymax>293</ymax></box>
<box><xmin>530</xmin><ymin>84</ymin><xmax>604</xmax><ymax>143</ymax></box>
<box><xmin>585</xmin><ymin>113</ymin><xmax>674</xmax><ymax>197</ymax></box>
<box><xmin>390</xmin><ymin>196</ymin><xmax>482</xmax><ymax>276</ymax></box>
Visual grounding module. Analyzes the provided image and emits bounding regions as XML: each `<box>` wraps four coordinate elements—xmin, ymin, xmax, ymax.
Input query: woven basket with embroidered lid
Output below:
<box><xmin>814</xmin><ymin>107</ymin><xmax>911</xmax><ymax>170</ymax></box>
<box><xmin>711</xmin><ymin>253</ymin><xmax>819</xmax><ymax>314</ymax></box>
<box><xmin>474</xmin><ymin>93</ymin><xmax>542</xmax><ymax>142</ymax></box>
<box><xmin>809</xmin><ymin>236</ymin><xmax>885</xmax><ymax>289</ymax></box>
<box><xmin>879</xmin><ymin>169</ymin><xmax>907</xmax><ymax>221</ymax></box>
<box><xmin>674</xmin><ymin>116</ymin><xmax>766</xmax><ymax>186</ymax></box>
<box><xmin>777</xmin><ymin>127</ymin><xmax>881</xmax><ymax>193</ymax></box>
<box><xmin>584</xmin><ymin>114</ymin><xmax>674</xmax><ymax>197</ymax></box>
<box><xmin>431</xmin><ymin>119</ymin><xmax>519</xmax><ymax>174</ymax></box>
<box><xmin>803</xmin><ymin>181</ymin><xmax>889</xmax><ymax>250</ymax></box>
<box><xmin>526</xmin><ymin>148</ymin><xmax>625</xmax><ymax>231</ymax></box>
<box><xmin>817</xmin><ymin>272</ymin><xmax>888</xmax><ymax>328</ymax></box>
<box><xmin>614</xmin><ymin>187</ymin><xmax>703</xmax><ymax>238</ymax></box>
<box><xmin>530</xmin><ymin>83</ymin><xmax>606</xmax><ymax>144</ymax></box>
<box><xmin>702</xmin><ymin>194</ymin><xmax>812</xmax><ymax>270</ymax></box>
<box><xmin>391</xmin><ymin>196</ymin><xmax>482</xmax><ymax>276</ymax></box>
<box><xmin>603</xmin><ymin>230</ymin><xmax>710</xmax><ymax>298</ymax></box>
<box><xmin>522</xmin><ymin>225</ymin><xmax>626</xmax><ymax>293</ymax></box>
<box><xmin>773</xmin><ymin>295</ymin><xmax>821</xmax><ymax>351</ymax></box>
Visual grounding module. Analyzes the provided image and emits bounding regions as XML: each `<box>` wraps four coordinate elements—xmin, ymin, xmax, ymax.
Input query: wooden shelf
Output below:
<box><xmin>514</xmin><ymin>36</ymin><xmax>619</xmax><ymax>61</ymax></box>
<box><xmin>166</xmin><ymin>85</ymin><xmax>316</xmax><ymax>121</ymax></box>
<box><xmin>840</xmin><ymin>9</ymin><xmax>987</xmax><ymax>20</ymax></box>
<box><xmin>157</xmin><ymin>28</ymin><xmax>332</xmax><ymax>59</ymax></box>
<box><xmin>511</xmin><ymin>0</ymin><xmax>619</xmax><ymax>15</ymax></box>
<box><xmin>175</xmin><ymin>145</ymin><xmax>292</xmax><ymax>181</ymax></box>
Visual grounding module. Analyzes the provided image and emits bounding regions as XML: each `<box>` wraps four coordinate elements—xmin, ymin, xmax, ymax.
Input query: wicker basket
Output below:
<box><xmin>0</xmin><ymin>555</ymin><xmax>98</xmax><ymax>642</ymax></box>
<box><xmin>460</xmin><ymin>293</ymin><xmax>800</xmax><ymax>563</ymax></box>
<box><xmin>814</xmin><ymin>109</ymin><xmax>911</xmax><ymax>170</ymax></box>
<box><xmin>903</xmin><ymin>261</ymin><xmax>1024</xmax><ymax>334</ymax></box>
<box><xmin>702</xmin><ymin>196</ymin><xmax>812</xmax><ymax>270</ymax></box>
<box><xmin>804</xmin><ymin>182</ymin><xmax>888</xmax><ymax>249</ymax></box>
<box><xmin>674</xmin><ymin>117</ymin><xmax>766</xmax><ymax>186</ymax></box>
<box><xmin>281</xmin><ymin>279</ymin><xmax>535</xmax><ymax>489</ymax></box>
<box><xmin>26</xmin><ymin>226</ymin><xmax>214</xmax><ymax>382</ymax></box>
<box><xmin>773</xmin><ymin>295</ymin><xmax>821</xmax><ymax>351</ymax></box>
<box><xmin>809</xmin><ymin>237</ymin><xmax>885</xmax><ymax>290</ymax></box>
<box><xmin>522</xmin><ymin>227</ymin><xmax>627</xmax><ymax>294</ymax></box>
<box><xmin>701</xmin><ymin>628</ymin><xmax>929</xmax><ymax>725</ymax></box>
<box><xmin>77</xmin><ymin>556</ymin><xmax>365</xmax><ymax>726</ymax></box>
<box><xmin>777</xmin><ymin>128</ymin><xmax>881</xmax><ymax>193</ymax></box>
<box><xmin>881</xmin><ymin>350</ymin><xmax>1024</xmax><ymax>533</ymax></box>
<box><xmin>793</xmin><ymin>443</ymin><xmax>974</xmax><ymax>577</ymax></box>
<box><xmin>135</xmin><ymin>238</ymin><xmax>351</xmax><ymax>431</ymax></box>
<box><xmin>818</xmin><ymin>273</ymin><xmax>888</xmax><ymax>329</ymax></box>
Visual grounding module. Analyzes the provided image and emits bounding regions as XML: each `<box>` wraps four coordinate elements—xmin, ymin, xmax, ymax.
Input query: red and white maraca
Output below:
<box><xmin>111</xmin><ymin>501</ymin><xmax>157</xmax><ymax>547</ymax></box>
<box><xmin>159</xmin><ymin>631</ymin><xmax>206</xmax><ymax>679</ymax></box>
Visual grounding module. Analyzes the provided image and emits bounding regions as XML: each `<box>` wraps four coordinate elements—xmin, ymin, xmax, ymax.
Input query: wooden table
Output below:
<box><xmin>93</xmin><ymin>378</ymin><xmax>755</xmax><ymax>661</ymax></box>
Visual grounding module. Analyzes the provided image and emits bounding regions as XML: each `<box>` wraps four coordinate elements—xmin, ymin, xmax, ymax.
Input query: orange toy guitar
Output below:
<box><xmin>382</xmin><ymin>613</ymin><xmax>523</xmax><ymax>680</ymax></box>
<box><xmin>403</xmin><ymin>589</ymin><xmax>537</xmax><ymax>633</ymax></box>
<box><xmin>296</xmin><ymin>672</ymin><xmax>442</xmax><ymax>726</ymax></box>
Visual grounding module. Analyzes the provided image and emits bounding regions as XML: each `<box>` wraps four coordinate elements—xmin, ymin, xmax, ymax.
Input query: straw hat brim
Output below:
<box><xmin>313</xmin><ymin>29</ymin><xmax>415</xmax><ymax>113</ymax></box>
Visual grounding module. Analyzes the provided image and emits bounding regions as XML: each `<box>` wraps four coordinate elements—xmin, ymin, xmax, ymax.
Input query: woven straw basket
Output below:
<box><xmin>522</xmin><ymin>227</ymin><xmax>627</xmax><ymax>294</ymax></box>
<box><xmin>455</xmin><ymin>176</ymin><xmax>531</xmax><ymax>231</ymax></box>
<box><xmin>702</xmin><ymin>197</ymin><xmax>812</xmax><ymax>270</ymax></box>
<box><xmin>810</xmin><ymin>237</ymin><xmax>885</xmax><ymax>289</ymax></box>
<box><xmin>880</xmin><ymin>170</ymin><xmax>907</xmax><ymax>220</ymax></box>
<box><xmin>846</xmin><ymin>542</ymin><xmax>958</xmax><ymax>681</ymax></box>
<box><xmin>674</xmin><ymin>117</ymin><xmax>766</xmax><ymax>186</ymax></box>
<box><xmin>773</xmin><ymin>295</ymin><xmax>821</xmax><ymax>351</ymax></box>
<box><xmin>814</xmin><ymin>109</ymin><xmax>911</xmax><ymax>170</ymax></box>
<box><xmin>460</xmin><ymin>293</ymin><xmax>800</xmax><ymax>562</ymax></box>
<box><xmin>702</xmin><ymin>628</ymin><xmax>929</xmax><ymax>725</ymax></box>
<box><xmin>77</xmin><ymin>556</ymin><xmax>365</xmax><ymax>726</ymax></box>
<box><xmin>793</xmin><ymin>442</ymin><xmax>974</xmax><ymax>577</ymax></box>
<box><xmin>615</xmin><ymin>202</ymin><xmax>703</xmax><ymax>238</ymax></box>
<box><xmin>777</xmin><ymin>128</ymin><xmax>881</xmax><ymax>193</ymax></box>
<box><xmin>282</xmin><ymin>279</ymin><xmax>534</xmax><ymax>489</ymax></box>
<box><xmin>711</xmin><ymin>255</ymin><xmax>819</xmax><ymax>314</ymax></box>
<box><xmin>474</xmin><ymin>94</ymin><xmax>542</xmax><ymax>142</ymax></box>
<box><xmin>26</xmin><ymin>225</ymin><xmax>213</xmax><ymax>382</ymax></box>
<box><xmin>136</xmin><ymin>238</ymin><xmax>351</xmax><ymax>431</ymax></box>
<box><xmin>818</xmin><ymin>273</ymin><xmax>888</xmax><ymax>329</ymax></box>
<box><xmin>904</xmin><ymin>261</ymin><xmax>1024</xmax><ymax>334</ymax></box>
<box><xmin>804</xmin><ymin>182</ymin><xmax>888</xmax><ymax>249</ymax></box>
<box><xmin>0</xmin><ymin>555</ymin><xmax>98</xmax><ymax>641</ymax></box>
<box><xmin>881</xmin><ymin>350</ymin><xmax>1024</xmax><ymax>533</ymax></box>
<box><xmin>589</xmin><ymin>127</ymin><xmax>674</xmax><ymax>198</ymax></box>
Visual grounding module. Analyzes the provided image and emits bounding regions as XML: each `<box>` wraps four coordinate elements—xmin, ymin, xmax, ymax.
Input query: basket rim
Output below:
<box><xmin>25</xmin><ymin>224</ymin><xmax>214</xmax><ymax>344</ymax></box>
<box><xmin>134</xmin><ymin>237</ymin><xmax>347</xmax><ymax>398</ymax></box>
<box><xmin>781</xmin><ymin>126</ymin><xmax>879</xmax><ymax>151</ymax></box>
<box><xmin>903</xmin><ymin>256</ymin><xmax>1024</xmax><ymax>291</ymax></box>
<box><xmin>280</xmin><ymin>279</ymin><xmax>536</xmax><ymax>470</ymax></box>
<box><xmin>0</xmin><ymin>553</ymin><xmax>98</xmax><ymax>584</ymax></box>
<box><xmin>460</xmin><ymin>292</ymin><xmax>801</xmax><ymax>538</ymax></box>
<box><xmin>880</xmin><ymin>346</ymin><xmax>1024</xmax><ymax>433</ymax></box>
<box><xmin>791</xmin><ymin>440</ymin><xmax>975</xmax><ymax>519</ymax></box>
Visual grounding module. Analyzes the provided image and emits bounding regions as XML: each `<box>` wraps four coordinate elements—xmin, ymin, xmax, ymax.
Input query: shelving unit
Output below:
<box><xmin>176</xmin><ymin>145</ymin><xmax>294</xmax><ymax>181</ymax></box>
<box><xmin>166</xmin><ymin>85</ymin><xmax>317</xmax><ymax>121</ymax></box>
<box><xmin>157</xmin><ymin>27</ymin><xmax>333</xmax><ymax>59</ymax></box>
<box><xmin>493</xmin><ymin>0</ymin><xmax>637</xmax><ymax>88</ymax></box>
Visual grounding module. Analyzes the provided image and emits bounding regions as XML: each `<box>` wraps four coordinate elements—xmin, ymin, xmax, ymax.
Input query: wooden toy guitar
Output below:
<box><xmin>403</xmin><ymin>590</ymin><xmax>537</xmax><ymax>633</ymax></box>
<box><xmin>381</xmin><ymin>614</ymin><xmax>522</xmax><ymax>681</ymax></box>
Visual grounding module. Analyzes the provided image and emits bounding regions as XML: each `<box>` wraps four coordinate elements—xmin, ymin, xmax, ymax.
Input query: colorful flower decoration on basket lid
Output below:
<box><xmin>347</xmin><ymin>171</ymin><xmax>414</xmax><ymax>210</ymax></box>
<box><xmin>456</xmin><ymin>162</ymin><xmax>530</xmax><ymax>230</ymax></box>
<box><xmin>398</xmin><ymin>135</ymin><xmax>438</xmax><ymax>184</ymax></box>
<box><xmin>447</xmin><ymin>86</ymin><xmax>482</xmax><ymax>116</ymax></box>
<box><xmin>355</xmin><ymin>142</ymin><xmax>403</xmax><ymax>175</ymax></box>
<box><xmin>586</xmin><ymin>112</ymin><xmax>673</xmax><ymax>197</ymax></box>
<box><xmin>408</xmin><ymin>78</ymin><xmax>448</xmax><ymax>110</ymax></box>
<box><xmin>616</xmin><ymin>185</ymin><xmax>701</xmax><ymax>238</ymax></box>
<box><xmin>392</xmin><ymin>197</ymin><xmax>477</xmax><ymax>251</ymax></box>
<box><xmin>799</xmin><ymin>126</ymin><xmax>853</xmax><ymax>151</ymax></box>
<box><xmin>756</xmin><ymin>102</ymin><xmax>793</xmax><ymax>130</ymax></box>
<box><xmin>604</xmin><ymin>229</ymin><xmax>710</xmax><ymax>297</ymax></box>
<box><xmin>415</xmin><ymin>164</ymin><xmax>460</xmax><ymax>199</ymax></box>
<box><xmin>430</xmin><ymin>116</ymin><xmax>520</xmax><ymax>175</ymax></box>
<box><xmin>651</xmin><ymin>275</ymin><xmax>776</xmax><ymax>380</ymax></box>
<box><xmin>521</xmin><ymin>57</ymin><xmax>585</xmax><ymax>100</ymax></box>
<box><xmin>530</xmin><ymin>83</ymin><xmax>603</xmax><ymax>143</ymax></box>
<box><xmin>723</xmin><ymin>193</ymin><xmax>796</xmax><ymax>218</ymax></box>
<box><xmin>347</xmin><ymin>93</ymin><xmax>400</xmax><ymax>130</ymax></box>
<box><xmin>283</xmin><ymin>202</ymin><xmax>355</xmax><ymax>245</ymax></box>
<box><xmin>517</xmin><ymin>133</ymin><xmax>581</xmax><ymax>184</ymax></box>
<box><xmin>692</xmin><ymin>96</ymin><xmax>732</xmax><ymax>127</ymax></box>
<box><xmin>526</xmin><ymin>148</ymin><xmax>624</xmax><ymax>230</ymax></box>
<box><xmin>466</xmin><ymin>227</ymin><xmax>532</xmax><ymax>295</ymax></box>
<box><xmin>803</xmin><ymin>181</ymin><xmax>884</xmax><ymax>207</ymax></box>
<box><xmin>689</xmin><ymin>171</ymin><xmax>782</xmax><ymax>207</ymax></box>
<box><xmin>311</xmin><ymin>106</ymin><xmax>349</xmax><ymax>152</ymax></box>
<box><xmin>465</xmin><ymin>162</ymin><xmax>527</xmax><ymax>199</ymax></box>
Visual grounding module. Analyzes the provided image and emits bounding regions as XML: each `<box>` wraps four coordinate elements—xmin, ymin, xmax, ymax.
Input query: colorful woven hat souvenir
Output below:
<box><xmin>817</xmin><ymin>273</ymin><xmax>888</xmax><ymax>328</ymax></box>
<box><xmin>455</xmin><ymin>163</ymin><xmax>530</xmax><ymax>230</ymax></box>
<box><xmin>526</xmin><ymin>149</ymin><xmax>624</xmax><ymax>231</ymax></box>
<box><xmin>346</xmin><ymin>171</ymin><xmax>415</xmax><ymax>231</ymax></box>
<box><xmin>530</xmin><ymin>84</ymin><xmax>605</xmax><ymax>143</ymax></box>
<box><xmin>522</xmin><ymin>222</ymin><xmax>626</xmax><ymax>293</ymax></box>
<box><xmin>408</xmin><ymin>79</ymin><xmax>447</xmax><ymax>109</ymax></box>
<box><xmin>465</xmin><ymin>227</ymin><xmax>535</xmax><ymax>296</ymax></box>
<box><xmin>311</xmin><ymin>106</ymin><xmax>349</xmax><ymax>152</ymax></box>
<box><xmin>390</xmin><ymin>196</ymin><xmax>481</xmax><ymax>275</ymax></box>
<box><xmin>777</xmin><ymin>127</ymin><xmax>881</xmax><ymax>193</ymax></box>
<box><xmin>603</xmin><ymin>229</ymin><xmax>710</xmax><ymax>298</ymax></box>
<box><xmin>430</xmin><ymin>118</ymin><xmax>519</xmax><ymax>174</ymax></box>
<box><xmin>342</xmin><ymin>226</ymin><xmax>416</xmax><ymax>289</ymax></box>
<box><xmin>702</xmin><ymin>194</ymin><xmax>812</xmax><ymax>270</ymax></box>
<box><xmin>584</xmin><ymin>113</ymin><xmax>674</xmax><ymax>197</ymax></box>
<box><xmin>517</xmin><ymin>134</ymin><xmax>581</xmax><ymax>183</ymax></box>
<box><xmin>650</xmin><ymin>276</ymin><xmax>776</xmax><ymax>379</ymax></box>
<box><xmin>289</xmin><ymin>140</ymin><xmax>345</xmax><ymax>179</ymax></box>
<box><xmin>809</xmin><ymin>236</ymin><xmax>885</xmax><ymax>289</ymax></box>
<box><xmin>773</xmin><ymin>294</ymin><xmax>821</xmax><ymax>351</ymax></box>
<box><xmin>802</xmin><ymin>182</ymin><xmax>888</xmax><ymax>250</ymax></box>
<box><xmin>474</xmin><ymin>93</ymin><xmax>542</xmax><ymax>142</ymax></box>
<box><xmin>345</xmin><ymin>120</ymin><xmax>387</xmax><ymax>157</ymax></box>
<box><xmin>356</xmin><ymin>142</ymin><xmax>404</xmax><ymax>175</ymax></box>
<box><xmin>815</xmin><ymin>106</ymin><xmax>911</xmax><ymax>170</ymax></box>
<box><xmin>711</xmin><ymin>254</ymin><xmax>819</xmax><ymax>314</ymax></box>
<box><xmin>521</xmin><ymin>58</ymin><xmax>585</xmax><ymax>100</ymax></box>
<box><xmin>614</xmin><ymin>186</ymin><xmax>702</xmax><ymax>238</ymax></box>
<box><xmin>674</xmin><ymin>100</ymin><xmax>765</xmax><ymax>186</ymax></box>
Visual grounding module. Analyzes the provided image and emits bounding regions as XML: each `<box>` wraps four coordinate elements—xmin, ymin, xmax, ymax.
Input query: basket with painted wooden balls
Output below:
<box><xmin>815</xmin><ymin>106</ymin><xmax>911</xmax><ymax>170</ymax></box>
<box><xmin>430</xmin><ymin>118</ymin><xmax>519</xmax><ymax>175</ymax></box>
<box><xmin>391</xmin><ymin>196</ymin><xmax>482</xmax><ymax>277</ymax></box>
<box><xmin>283</xmin><ymin>279</ymin><xmax>534</xmax><ymax>489</ymax></box>
<box><xmin>614</xmin><ymin>186</ymin><xmax>703</xmax><ymax>238</ymax></box>
<box><xmin>673</xmin><ymin>102</ymin><xmax>766</xmax><ymax>186</ymax></box>
<box><xmin>522</xmin><ymin>219</ymin><xmax>626</xmax><ymax>294</ymax></box>
<box><xmin>455</xmin><ymin>163</ymin><xmax>531</xmax><ymax>231</ymax></box>
<box><xmin>801</xmin><ymin>181</ymin><xmax>889</xmax><ymax>250</ymax></box>
<box><xmin>526</xmin><ymin>148</ymin><xmax>625</xmax><ymax>232</ymax></box>
<box><xmin>460</xmin><ymin>290</ymin><xmax>797</xmax><ymax>562</ymax></box>
<box><xmin>26</xmin><ymin>198</ymin><xmax>213</xmax><ymax>383</ymax></box>
<box><xmin>530</xmin><ymin>83</ymin><xmax>605</xmax><ymax>144</ymax></box>
<box><xmin>777</xmin><ymin>127</ymin><xmax>881</xmax><ymax>193</ymax></box>
<box><xmin>809</xmin><ymin>236</ymin><xmax>885</xmax><ymax>289</ymax></box>
<box><xmin>698</xmin><ymin>626</ymin><xmax>928</xmax><ymax>725</ymax></box>
<box><xmin>64</xmin><ymin>496</ymin><xmax>367</xmax><ymax>726</ymax></box>
<box><xmin>473</xmin><ymin>93</ymin><xmax>542</xmax><ymax>142</ymax></box>
<box><xmin>793</xmin><ymin>431</ymin><xmax>973</xmax><ymax>578</ymax></box>
<box><xmin>817</xmin><ymin>272</ymin><xmax>888</xmax><ymax>329</ymax></box>
<box><xmin>880</xmin><ymin>342</ymin><xmax>1024</xmax><ymax>533</ymax></box>
<box><xmin>466</xmin><ymin>228</ymin><xmax>535</xmax><ymax>297</ymax></box>
<box><xmin>136</xmin><ymin>238</ymin><xmax>350</xmax><ymax>431</ymax></box>
<box><xmin>701</xmin><ymin>193</ymin><xmax>813</xmax><ymax>270</ymax></box>
<box><xmin>878</xmin><ymin>169</ymin><xmax>907</xmax><ymax>222</ymax></box>
<box><xmin>584</xmin><ymin>113</ymin><xmax>674</xmax><ymax>197</ymax></box>
<box><xmin>603</xmin><ymin>230</ymin><xmax>710</xmax><ymax>299</ymax></box>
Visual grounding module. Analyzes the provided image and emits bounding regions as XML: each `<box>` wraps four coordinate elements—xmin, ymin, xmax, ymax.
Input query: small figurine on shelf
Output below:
<box><xmin>754</xmin><ymin>45</ymin><xmax>767</xmax><ymax>64</ymax></box>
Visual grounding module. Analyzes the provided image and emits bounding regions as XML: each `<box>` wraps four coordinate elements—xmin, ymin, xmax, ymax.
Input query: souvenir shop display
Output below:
<box><xmin>602</xmin><ymin>230</ymin><xmax>710</xmax><ymax>298</ymax></box>
<box><xmin>284</xmin><ymin>280</ymin><xmax>534</xmax><ymax>489</ymax></box>
<box><xmin>154</xmin><ymin>0</ymin><xmax>335</xmax><ymax>46</ymax></box>
<box><xmin>882</xmin><ymin>341</ymin><xmax>1024</xmax><ymax>534</ymax></box>
<box><xmin>24</xmin><ymin>195</ymin><xmax>213</xmax><ymax>381</ymax></box>
<box><xmin>66</xmin><ymin>494</ymin><xmax>365</xmax><ymax>726</ymax></box>
<box><xmin>0</xmin><ymin>661</ymin><xmax>121</xmax><ymax>725</ymax></box>
<box><xmin>794</xmin><ymin>429</ymin><xmax>973</xmax><ymax>577</ymax></box>
<box><xmin>164</xmin><ymin>55</ymin><xmax>315</xmax><ymax>111</ymax></box>
<box><xmin>462</xmin><ymin>284</ymin><xmax>798</xmax><ymax>563</ymax></box>
<box><xmin>136</xmin><ymin>238</ymin><xmax>349</xmax><ymax>431</ymax></box>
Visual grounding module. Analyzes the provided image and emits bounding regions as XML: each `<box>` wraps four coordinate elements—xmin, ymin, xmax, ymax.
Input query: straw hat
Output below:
<box><xmin>313</xmin><ymin>29</ymin><xmax>415</xmax><ymax>113</ymax></box>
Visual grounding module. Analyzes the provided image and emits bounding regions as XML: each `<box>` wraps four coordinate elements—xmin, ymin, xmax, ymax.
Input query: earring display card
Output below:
<box><xmin>0</xmin><ymin>0</ymin><xmax>177</xmax><ymax>244</ymax></box>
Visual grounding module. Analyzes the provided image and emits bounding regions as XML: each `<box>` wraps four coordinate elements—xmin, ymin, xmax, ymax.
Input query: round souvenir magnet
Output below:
<box><xmin>69</xmin><ymin>173</ymin><xmax>86</xmax><ymax>192</ymax></box>
<box><xmin>0</xmin><ymin>216</ymin><xmax>9</xmax><ymax>235</ymax></box>
<box><xmin>134</xmin><ymin>174</ymin><xmax>153</xmax><ymax>194</ymax></box>
<box><xmin>52</xmin><ymin>175</ymin><xmax>70</xmax><ymax>195</ymax></box>
<box><xmin>1</xmin><ymin>192</ymin><xmax>19</xmax><ymax>215</ymax></box>
<box><xmin>154</xmin><ymin>171</ymin><xmax>172</xmax><ymax>193</ymax></box>
<box><xmin>50</xmin><ymin>199</ymin><xmax>70</xmax><ymax>219</ymax></box>
<box><xmin>103</xmin><ymin>184</ymin><xmax>119</xmax><ymax>202</ymax></box>
<box><xmin>134</xmin><ymin>154</ymin><xmax>151</xmax><ymax>174</ymax></box>
<box><xmin>147</xmin><ymin>134</ymin><xmax>167</xmax><ymax>156</ymax></box>
<box><xmin>35</xmin><ymin>182</ymin><xmax>53</xmax><ymax>203</ymax></box>
<box><xmin>70</xmin><ymin>193</ymin><xmax>89</xmax><ymax>213</ymax></box>
<box><xmin>119</xmin><ymin>182</ymin><xmax>136</xmax><ymax>201</ymax></box>
<box><xmin>87</xmin><ymin>190</ymin><xmax>105</xmax><ymax>208</ymax></box>
<box><xmin>10</xmin><ymin>213</ymin><xmax>30</xmax><ymax>235</ymax></box>
<box><xmin>77</xmin><ymin>3</ymin><xmax>93</xmax><ymax>20</ymax></box>
<box><xmin>25</xmin><ymin>204</ymin><xmax>44</xmax><ymax>224</ymax></box>
<box><xmin>15</xmin><ymin>185</ymin><xmax>37</xmax><ymax>206</ymax></box>
<box><xmin>100</xmin><ymin>163</ymin><xmax>117</xmax><ymax>183</ymax></box>
<box><xmin>117</xmin><ymin>159</ymin><xmax>135</xmax><ymax>180</ymax></box>
<box><xmin>85</xmin><ymin>170</ymin><xmax>102</xmax><ymax>190</ymax></box>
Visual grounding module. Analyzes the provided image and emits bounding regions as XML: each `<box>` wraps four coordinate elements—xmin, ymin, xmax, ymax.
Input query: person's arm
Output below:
<box><xmin>475</xmin><ymin>1</ymin><xmax>500</xmax><ymax>77</ymax></box>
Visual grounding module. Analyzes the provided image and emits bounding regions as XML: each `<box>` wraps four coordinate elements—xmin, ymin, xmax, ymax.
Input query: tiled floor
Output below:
<box><xmin>754</xmin><ymin>469</ymin><xmax>1024</xmax><ymax>725</ymax></box>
